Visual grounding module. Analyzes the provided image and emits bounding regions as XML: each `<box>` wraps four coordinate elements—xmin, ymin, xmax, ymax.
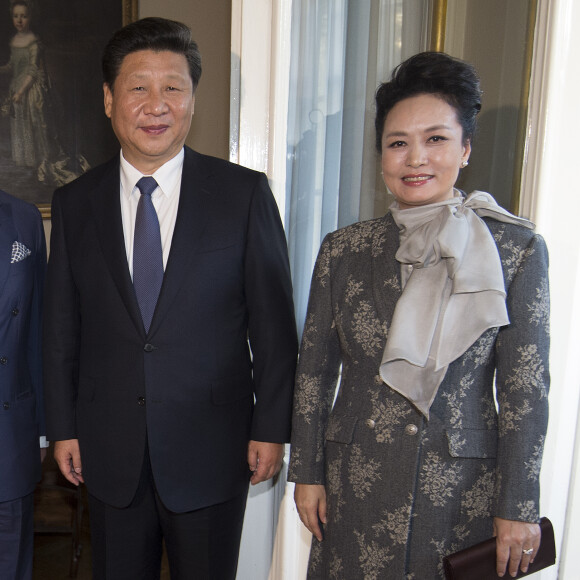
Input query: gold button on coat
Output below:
<box><xmin>405</xmin><ymin>423</ymin><xmax>418</xmax><ymax>436</ymax></box>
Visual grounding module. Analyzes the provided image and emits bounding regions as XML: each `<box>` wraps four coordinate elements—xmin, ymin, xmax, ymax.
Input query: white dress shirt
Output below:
<box><xmin>119</xmin><ymin>149</ymin><xmax>184</xmax><ymax>278</ymax></box>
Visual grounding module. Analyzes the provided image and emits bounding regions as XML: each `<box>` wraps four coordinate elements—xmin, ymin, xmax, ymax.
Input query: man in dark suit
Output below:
<box><xmin>43</xmin><ymin>17</ymin><xmax>298</xmax><ymax>580</ymax></box>
<box><xmin>0</xmin><ymin>190</ymin><xmax>46</xmax><ymax>580</ymax></box>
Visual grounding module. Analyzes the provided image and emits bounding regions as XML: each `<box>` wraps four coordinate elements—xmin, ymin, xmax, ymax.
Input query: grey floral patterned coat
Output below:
<box><xmin>288</xmin><ymin>212</ymin><xmax>550</xmax><ymax>579</ymax></box>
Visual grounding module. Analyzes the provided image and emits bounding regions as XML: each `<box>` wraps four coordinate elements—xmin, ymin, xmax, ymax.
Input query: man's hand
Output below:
<box><xmin>247</xmin><ymin>441</ymin><xmax>284</xmax><ymax>485</ymax></box>
<box><xmin>294</xmin><ymin>483</ymin><xmax>326</xmax><ymax>542</ymax></box>
<box><xmin>54</xmin><ymin>439</ymin><xmax>85</xmax><ymax>486</ymax></box>
<box><xmin>494</xmin><ymin>517</ymin><xmax>541</xmax><ymax>577</ymax></box>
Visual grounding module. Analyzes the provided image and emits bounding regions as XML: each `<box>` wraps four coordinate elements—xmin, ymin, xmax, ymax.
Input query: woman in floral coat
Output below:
<box><xmin>288</xmin><ymin>52</ymin><xmax>550</xmax><ymax>579</ymax></box>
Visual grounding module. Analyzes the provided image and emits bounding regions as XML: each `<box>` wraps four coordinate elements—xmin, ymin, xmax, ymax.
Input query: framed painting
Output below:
<box><xmin>0</xmin><ymin>0</ymin><xmax>138</xmax><ymax>218</ymax></box>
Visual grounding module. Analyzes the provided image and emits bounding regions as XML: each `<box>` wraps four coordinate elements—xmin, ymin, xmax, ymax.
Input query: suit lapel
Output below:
<box><xmin>0</xmin><ymin>200</ymin><xmax>16</xmax><ymax>295</ymax></box>
<box><xmin>89</xmin><ymin>157</ymin><xmax>145</xmax><ymax>335</ymax></box>
<box><xmin>148</xmin><ymin>148</ymin><xmax>211</xmax><ymax>336</ymax></box>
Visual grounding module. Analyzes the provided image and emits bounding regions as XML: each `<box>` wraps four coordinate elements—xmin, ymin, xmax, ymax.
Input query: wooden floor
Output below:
<box><xmin>32</xmin><ymin>450</ymin><xmax>170</xmax><ymax>579</ymax></box>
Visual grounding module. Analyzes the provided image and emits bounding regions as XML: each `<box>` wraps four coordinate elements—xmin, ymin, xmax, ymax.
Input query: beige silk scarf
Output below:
<box><xmin>379</xmin><ymin>190</ymin><xmax>534</xmax><ymax>419</ymax></box>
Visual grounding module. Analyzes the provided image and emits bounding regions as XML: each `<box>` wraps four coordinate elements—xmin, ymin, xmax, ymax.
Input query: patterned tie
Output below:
<box><xmin>133</xmin><ymin>176</ymin><xmax>163</xmax><ymax>333</ymax></box>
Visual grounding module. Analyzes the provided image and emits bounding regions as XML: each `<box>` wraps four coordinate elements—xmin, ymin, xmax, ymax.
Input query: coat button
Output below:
<box><xmin>144</xmin><ymin>344</ymin><xmax>155</xmax><ymax>352</ymax></box>
<box><xmin>405</xmin><ymin>423</ymin><xmax>418</xmax><ymax>436</ymax></box>
<box><xmin>3</xmin><ymin>402</ymin><xmax>9</xmax><ymax>410</ymax></box>
<box><xmin>0</xmin><ymin>357</ymin><xmax>7</xmax><ymax>365</ymax></box>
<box><xmin>365</xmin><ymin>419</ymin><xmax>376</xmax><ymax>429</ymax></box>
<box><xmin>11</xmin><ymin>308</ymin><xmax>19</xmax><ymax>316</ymax></box>
<box><xmin>137</xmin><ymin>397</ymin><xmax>146</xmax><ymax>406</ymax></box>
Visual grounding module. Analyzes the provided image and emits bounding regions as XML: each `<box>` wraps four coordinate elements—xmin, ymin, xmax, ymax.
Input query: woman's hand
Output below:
<box><xmin>494</xmin><ymin>517</ymin><xmax>541</xmax><ymax>577</ymax></box>
<box><xmin>294</xmin><ymin>483</ymin><xmax>327</xmax><ymax>541</ymax></box>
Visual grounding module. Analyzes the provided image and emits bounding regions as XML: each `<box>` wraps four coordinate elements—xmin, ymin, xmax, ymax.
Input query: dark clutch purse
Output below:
<box><xmin>443</xmin><ymin>517</ymin><xmax>556</xmax><ymax>580</ymax></box>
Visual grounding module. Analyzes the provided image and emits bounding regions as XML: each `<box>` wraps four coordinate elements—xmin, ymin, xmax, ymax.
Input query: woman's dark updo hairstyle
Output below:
<box><xmin>375</xmin><ymin>51</ymin><xmax>482</xmax><ymax>152</ymax></box>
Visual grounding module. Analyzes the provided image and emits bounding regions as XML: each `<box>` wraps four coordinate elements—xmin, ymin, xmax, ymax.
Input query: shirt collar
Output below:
<box><xmin>120</xmin><ymin>148</ymin><xmax>185</xmax><ymax>200</ymax></box>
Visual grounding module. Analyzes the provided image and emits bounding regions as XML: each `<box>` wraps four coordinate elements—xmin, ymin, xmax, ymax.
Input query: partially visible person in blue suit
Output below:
<box><xmin>0</xmin><ymin>189</ymin><xmax>47</xmax><ymax>580</ymax></box>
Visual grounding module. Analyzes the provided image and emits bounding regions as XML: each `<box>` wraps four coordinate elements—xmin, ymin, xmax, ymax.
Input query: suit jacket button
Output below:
<box><xmin>365</xmin><ymin>419</ymin><xmax>376</xmax><ymax>429</ymax></box>
<box><xmin>144</xmin><ymin>344</ymin><xmax>155</xmax><ymax>352</ymax></box>
<box><xmin>11</xmin><ymin>308</ymin><xmax>19</xmax><ymax>316</ymax></box>
<box><xmin>405</xmin><ymin>423</ymin><xmax>418</xmax><ymax>436</ymax></box>
<box><xmin>137</xmin><ymin>397</ymin><xmax>146</xmax><ymax>406</ymax></box>
<box><xmin>0</xmin><ymin>357</ymin><xmax>7</xmax><ymax>365</ymax></box>
<box><xmin>3</xmin><ymin>402</ymin><xmax>9</xmax><ymax>410</ymax></box>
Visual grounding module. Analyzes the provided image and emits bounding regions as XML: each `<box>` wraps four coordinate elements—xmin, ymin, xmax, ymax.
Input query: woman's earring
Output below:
<box><xmin>461</xmin><ymin>160</ymin><xmax>469</xmax><ymax>168</ymax></box>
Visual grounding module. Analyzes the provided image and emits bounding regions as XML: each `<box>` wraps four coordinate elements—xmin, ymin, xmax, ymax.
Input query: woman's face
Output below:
<box><xmin>12</xmin><ymin>4</ymin><xmax>30</xmax><ymax>33</ymax></box>
<box><xmin>380</xmin><ymin>93</ymin><xmax>470</xmax><ymax>209</ymax></box>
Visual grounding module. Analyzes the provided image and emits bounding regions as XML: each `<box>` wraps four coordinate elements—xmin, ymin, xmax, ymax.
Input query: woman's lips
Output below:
<box><xmin>402</xmin><ymin>174</ymin><xmax>432</xmax><ymax>185</ymax></box>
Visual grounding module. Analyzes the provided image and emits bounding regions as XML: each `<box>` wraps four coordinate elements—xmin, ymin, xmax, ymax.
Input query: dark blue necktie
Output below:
<box><xmin>133</xmin><ymin>176</ymin><xmax>163</xmax><ymax>333</ymax></box>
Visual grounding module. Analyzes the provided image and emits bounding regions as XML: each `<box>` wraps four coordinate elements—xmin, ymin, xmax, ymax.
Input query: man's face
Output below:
<box><xmin>103</xmin><ymin>50</ymin><xmax>195</xmax><ymax>174</ymax></box>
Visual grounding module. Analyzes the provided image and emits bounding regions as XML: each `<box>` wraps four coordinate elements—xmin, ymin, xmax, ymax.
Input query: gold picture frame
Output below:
<box><xmin>429</xmin><ymin>0</ymin><xmax>447</xmax><ymax>52</ymax></box>
<box><xmin>431</xmin><ymin>0</ymin><xmax>538</xmax><ymax>213</ymax></box>
<box><xmin>123</xmin><ymin>0</ymin><xmax>139</xmax><ymax>26</ymax></box>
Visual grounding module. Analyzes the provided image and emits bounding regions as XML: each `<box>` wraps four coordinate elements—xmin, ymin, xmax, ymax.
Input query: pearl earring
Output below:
<box><xmin>461</xmin><ymin>160</ymin><xmax>469</xmax><ymax>168</ymax></box>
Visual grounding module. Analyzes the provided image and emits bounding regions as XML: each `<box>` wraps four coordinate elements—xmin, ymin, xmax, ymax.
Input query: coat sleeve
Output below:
<box><xmin>288</xmin><ymin>234</ymin><xmax>342</xmax><ymax>484</ymax></box>
<box><xmin>493</xmin><ymin>232</ymin><xmax>550</xmax><ymax>522</ymax></box>
<box><xmin>43</xmin><ymin>191</ymin><xmax>81</xmax><ymax>442</ymax></box>
<box><xmin>245</xmin><ymin>174</ymin><xmax>298</xmax><ymax>443</ymax></box>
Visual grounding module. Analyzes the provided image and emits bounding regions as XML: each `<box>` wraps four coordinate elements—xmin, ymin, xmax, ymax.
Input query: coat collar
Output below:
<box><xmin>88</xmin><ymin>156</ymin><xmax>144</xmax><ymax>332</ymax></box>
<box><xmin>147</xmin><ymin>147</ymin><xmax>212</xmax><ymax>336</ymax></box>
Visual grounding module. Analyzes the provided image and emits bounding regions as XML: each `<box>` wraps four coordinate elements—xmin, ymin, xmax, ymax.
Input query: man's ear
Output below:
<box><xmin>103</xmin><ymin>83</ymin><xmax>113</xmax><ymax>119</ymax></box>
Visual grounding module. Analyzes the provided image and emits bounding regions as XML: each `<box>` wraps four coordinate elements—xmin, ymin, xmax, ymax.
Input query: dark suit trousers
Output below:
<box><xmin>88</xmin><ymin>450</ymin><xmax>248</xmax><ymax>580</ymax></box>
<box><xmin>0</xmin><ymin>492</ymin><xmax>34</xmax><ymax>580</ymax></box>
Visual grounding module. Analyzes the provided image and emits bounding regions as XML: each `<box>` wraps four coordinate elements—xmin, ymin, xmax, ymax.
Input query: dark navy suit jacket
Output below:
<box><xmin>43</xmin><ymin>147</ymin><xmax>298</xmax><ymax>512</ymax></box>
<box><xmin>0</xmin><ymin>190</ymin><xmax>46</xmax><ymax>502</ymax></box>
